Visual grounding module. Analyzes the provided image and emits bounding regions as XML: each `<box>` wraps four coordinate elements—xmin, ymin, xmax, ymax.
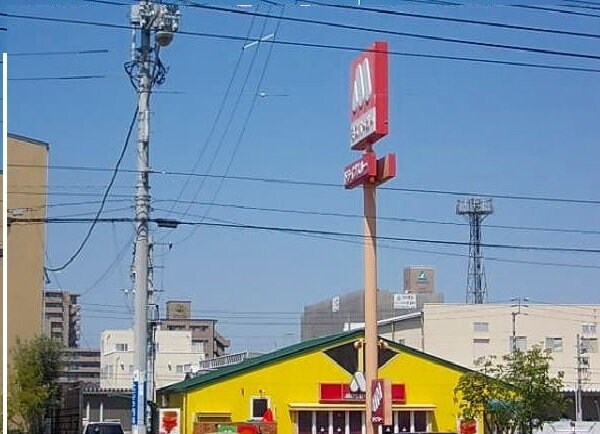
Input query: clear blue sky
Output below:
<box><xmin>7</xmin><ymin>0</ymin><xmax>600</xmax><ymax>353</ymax></box>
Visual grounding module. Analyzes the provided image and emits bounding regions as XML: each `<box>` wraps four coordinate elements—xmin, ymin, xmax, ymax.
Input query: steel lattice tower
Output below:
<box><xmin>456</xmin><ymin>198</ymin><xmax>494</xmax><ymax>304</ymax></box>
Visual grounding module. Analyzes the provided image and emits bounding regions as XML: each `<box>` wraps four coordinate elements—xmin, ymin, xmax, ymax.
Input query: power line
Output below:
<box><xmin>160</xmin><ymin>4</ymin><xmax>261</xmax><ymax>222</ymax></box>
<box><xmin>256</xmin><ymin>0</ymin><xmax>600</xmax><ymax>40</ymax></box>
<box><xmin>3</xmin><ymin>12</ymin><xmax>600</xmax><ymax>73</ymax></box>
<box><xmin>10</xmin><ymin>49</ymin><xmax>110</xmax><ymax>56</ymax></box>
<box><xmin>12</xmin><ymin>215</ymin><xmax>600</xmax><ymax>254</ymax></box>
<box><xmin>44</xmin><ymin>108</ymin><xmax>137</xmax><ymax>272</ymax></box>
<box><xmin>8</xmin><ymin>163</ymin><xmax>600</xmax><ymax>205</ymax></box>
<box><xmin>8</xmin><ymin>75</ymin><xmax>106</xmax><ymax>81</ymax></box>
<box><xmin>167</xmin><ymin>4</ymin><xmax>278</xmax><ymax>232</ymax></box>
<box><xmin>152</xmin><ymin>201</ymin><xmax>600</xmax><ymax>235</ymax></box>
<box><xmin>511</xmin><ymin>4</ymin><xmax>600</xmax><ymax>18</ymax></box>
<box><xmin>156</xmin><ymin>209</ymin><xmax>600</xmax><ymax>269</ymax></box>
<box><xmin>182</xmin><ymin>1</ymin><xmax>600</xmax><ymax>61</ymax></box>
<box><xmin>20</xmin><ymin>196</ymin><xmax>598</xmax><ymax>236</ymax></box>
<box><xmin>178</xmin><ymin>4</ymin><xmax>285</xmax><ymax>244</ymax></box>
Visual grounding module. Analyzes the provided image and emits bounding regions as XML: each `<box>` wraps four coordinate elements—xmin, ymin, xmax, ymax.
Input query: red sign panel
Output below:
<box><xmin>320</xmin><ymin>383</ymin><xmax>405</xmax><ymax>403</ymax></box>
<box><xmin>371</xmin><ymin>379</ymin><xmax>393</xmax><ymax>425</ymax></box>
<box><xmin>344</xmin><ymin>152</ymin><xmax>377</xmax><ymax>189</ymax></box>
<box><xmin>350</xmin><ymin>41</ymin><xmax>389</xmax><ymax>151</ymax></box>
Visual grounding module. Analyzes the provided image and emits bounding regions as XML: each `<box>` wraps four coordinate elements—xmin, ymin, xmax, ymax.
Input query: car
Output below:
<box><xmin>82</xmin><ymin>421</ymin><xmax>125</xmax><ymax>434</ymax></box>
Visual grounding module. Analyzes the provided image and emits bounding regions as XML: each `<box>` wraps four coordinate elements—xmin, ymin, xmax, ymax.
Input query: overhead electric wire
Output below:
<box><xmin>12</xmin><ymin>215</ymin><xmax>600</xmax><ymax>255</ymax></box>
<box><xmin>176</xmin><ymin>4</ymin><xmax>285</xmax><ymax>244</ymax></box>
<box><xmin>160</xmin><ymin>4</ymin><xmax>261</xmax><ymax>222</ymax></box>
<box><xmin>8</xmin><ymin>74</ymin><xmax>106</xmax><ymax>81</ymax></box>
<box><xmin>8</xmin><ymin>164</ymin><xmax>600</xmax><ymax>205</ymax></box>
<box><xmin>182</xmin><ymin>2</ymin><xmax>600</xmax><ymax>60</ymax></box>
<box><xmin>253</xmin><ymin>0</ymin><xmax>600</xmax><ymax>40</ymax></box>
<box><xmin>511</xmin><ymin>4</ymin><xmax>600</xmax><ymax>18</ymax></box>
<box><xmin>152</xmin><ymin>208</ymin><xmax>600</xmax><ymax>270</ymax></box>
<box><xmin>10</xmin><ymin>49</ymin><xmax>110</xmax><ymax>56</ymax></box>
<box><xmin>151</xmin><ymin>201</ymin><xmax>600</xmax><ymax>235</ymax></box>
<box><xmin>3</xmin><ymin>12</ymin><xmax>600</xmax><ymax>73</ymax></box>
<box><xmin>44</xmin><ymin>107</ymin><xmax>137</xmax><ymax>272</ymax></box>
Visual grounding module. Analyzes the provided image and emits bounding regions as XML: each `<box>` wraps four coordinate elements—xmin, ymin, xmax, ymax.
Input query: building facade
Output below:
<box><xmin>301</xmin><ymin>284</ymin><xmax>443</xmax><ymax>341</ymax></box>
<box><xmin>100</xmin><ymin>328</ymin><xmax>206</xmax><ymax>389</ymax></box>
<box><xmin>160</xmin><ymin>301</ymin><xmax>230</xmax><ymax>358</ymax></box>
<box><xmin>7</xmin><ymin>133</ymin><xmax>49</xmax><ymax>366</ymax></box>
<box><xmin>59</xmin><ymin>348</ymin><xmax>101</xmax><ymax>386</ymax></box>
<box><xmin>159</xmin><ymin>329</ymin><xmax>475</xmax><ymax>434</ymax></box>
<box><xmin>43</xmin><ymin>289</ymin><xmax>81</xmax><ymax>348</ymax></box>
<box><xmin>378</xmin><ymin>303</ymin><xmax>600</xmax><ymax>420</ymax></box>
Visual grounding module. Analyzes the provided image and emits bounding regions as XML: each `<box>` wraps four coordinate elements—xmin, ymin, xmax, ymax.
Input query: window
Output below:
<box><xmin>175</xmin><ymin>365</ymin><xmax>184</xmax><ymax>373</ymax></box>
<box><xmin>298</xmin><ymin>412</ymin><xmax>312</xmax><ymax>434</ymax></box>
<box><xmin>473</xmin><ymin>338</ymin><xmax>490</xmax><ymax>361</ymax></box>
<box><xmin>251</xmin><ymin>397</ymin><xmax>269</xmax><ymax>419</ymax></box>
<box><xmin>192</xmin><ymin>342</ymin><xmax>204</xmax><ymax>353</ymax></box>
<box><xmin>510</xmin><ymin>336</ymin><xmax>527</xmax><ymax>352</ymax></box>
<box><xmin>581</xmin><ymin>337</ymin><xmax>598</xmax><ymax>353</ymax></box>
<box><xmin>546</xmin><ymin>337</ymin><xmax>563</xmax><ymax>353</ymax></box>
<box><xmin>582</xmin><ymin>323</ymin><xmax>597</xmax><ymax>335</ymax></box>
<box><xmin>473</xmin><ymin>322</ymin><xmax>489</xmax><ymax>333</ymax></box>
<box><xmin>115</xmin><ymin>343</ymin><xmax>128</xmax><ymax>352</ymax></box>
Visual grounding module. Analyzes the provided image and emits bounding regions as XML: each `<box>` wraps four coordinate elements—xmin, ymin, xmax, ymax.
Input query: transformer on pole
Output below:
<box><xmin>456</xmin><ymin>197</ymin><xmax>493</xmax><ymax>304</ymax></box>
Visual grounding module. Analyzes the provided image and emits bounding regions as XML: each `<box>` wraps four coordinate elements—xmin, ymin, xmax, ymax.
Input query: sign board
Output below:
<box><xmin>344</xmin><ymin>152</ymin><xmax>377</xmax><ymax>189</ymax></box>
<box><xmin>371</xmin><ymin>379</ymin><xmax>392</xmax><ymax>425</ymax></box>
<box><xmin>159</xmin><ymin>408</ymin><xmax>181</xmax><ymax>434</ymax></box>
<box><xmin>394</xmin><ymin>293</ymin><xmax>417</xmax><ymax>309</ymax></box>
<box><xmin>350</xmin><ymin>41</ymin><xmax>389</xmax><ymax>151</ymax></box>
<box><xmin>320</xmin><ymin>382</ymin><xmax>405</xmax><ymax>403</ymax></box>
<box><xmin>331</xmin><ymin>296</ymin><xmax>340</xmax><ymax>313</ymax></box>
<box><xmin>458</xmin><ymin>419</ymin><xmax>479</xmax><ymax>434</ymax></box>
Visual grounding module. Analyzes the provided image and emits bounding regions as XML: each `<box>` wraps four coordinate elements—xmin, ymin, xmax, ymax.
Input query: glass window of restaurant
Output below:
<box><xmin>296</xmin><ymin>410</ymin><xmax>431</xmax><ymax>434</ymax></box>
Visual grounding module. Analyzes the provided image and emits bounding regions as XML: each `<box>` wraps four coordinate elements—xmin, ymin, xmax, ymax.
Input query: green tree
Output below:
<box><xmin>454</xmin><ymin>345</ymin><xmax>565</xmax><ymax>434</ymax></box>
<box><xmin>8</xmin><ymin>335</ymin><xmax>62</xmax><ymax>434</ymax></box>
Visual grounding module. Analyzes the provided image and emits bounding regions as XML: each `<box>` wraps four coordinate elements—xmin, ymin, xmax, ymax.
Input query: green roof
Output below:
<box><xmin>159</xmin><ymin>329</ymin><xmax>471</xmax><ymax>394</ymax></box>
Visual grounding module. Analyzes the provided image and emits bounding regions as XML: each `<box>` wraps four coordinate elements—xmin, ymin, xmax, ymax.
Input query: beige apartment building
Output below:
<box><xmin>7</xmin><ymin>133</ymin><xmax>49</xmax><ymax>365</ymax></box>
<box><xmin>100</xmin><ymin>328</ymin><xmax>205</xmax><ymax>390</ymax></box>
<box><xmin>380</xmin><ymin>303</ymin><xmax>599</xmax><ymax>388</ymax></box>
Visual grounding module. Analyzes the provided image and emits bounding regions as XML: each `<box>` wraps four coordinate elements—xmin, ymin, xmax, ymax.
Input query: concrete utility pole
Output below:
<box><xmin>129</xmin><ymin>3</ymin><xmax>179</xmax><ymax>434</ymax></box>
<box><xmin>576</xmin><ymin>333</ymin><xmax>585</xmax><ymax>421</ymax></box>
<box><xmin>510</xmin><ymin>297</ymin><xmax>528</xmax><ymax>352</ymax></box>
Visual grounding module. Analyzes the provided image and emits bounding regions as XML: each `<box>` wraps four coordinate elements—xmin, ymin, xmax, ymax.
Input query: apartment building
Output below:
<box><xmin>100</xmin><ymin>328</ymin><xmax>206</xmax><ymax>389</ymax></box>
<box><xmin>160</xmin><ymin>301</ymin><xmax>230</xmax><ymax>358</ymax></box>
<box><xmin>59</xmin><ymin>348</ymin><xmax>101</xmax><ymax>386</ymax></box>
<box><xmin>43</xmin><ymin>289</ymin><xmax>81</xmax><ymax>348</ymax></box>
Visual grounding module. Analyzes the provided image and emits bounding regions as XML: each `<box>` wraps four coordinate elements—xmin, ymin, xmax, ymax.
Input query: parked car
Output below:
<box><xmin>82</xmin><ymin>421</ymin><xmax>125</xmax><ymax>434</ymax></box>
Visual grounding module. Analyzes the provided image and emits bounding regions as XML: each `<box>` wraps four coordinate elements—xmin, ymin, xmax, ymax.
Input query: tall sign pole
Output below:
<box><xmin>129</xmin><ymin>3</ymin><xmax>179</xmax><ymax>434</ymax></box>
<box><xmin>345</xmin><ymin>41</ymin><xmax>396</xmax><ymax>434</ymax></box>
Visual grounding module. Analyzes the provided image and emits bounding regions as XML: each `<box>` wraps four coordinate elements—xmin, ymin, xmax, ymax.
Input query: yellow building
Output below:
<box><xmin>160</xmin><ymin>330</ymin><xmax>475</xmax><ymax>434</ymax></box>
<box><xmin>7</xmin><ymin>133</ymin><xmax>49</xmax><ymax>366</ymax></box>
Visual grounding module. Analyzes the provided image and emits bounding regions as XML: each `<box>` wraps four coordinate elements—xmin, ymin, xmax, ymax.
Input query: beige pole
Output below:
<box><xmin>363</xmin><ymin>154</ymin><xmax>378</xmax><ymax>434</ymax></box>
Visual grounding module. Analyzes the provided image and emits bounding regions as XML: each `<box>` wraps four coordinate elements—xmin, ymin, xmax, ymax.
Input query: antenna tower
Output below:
<box><xmin>456</xmin><ymin>197</ymin><xmax>494</xmax><ymax>304</ymax></box>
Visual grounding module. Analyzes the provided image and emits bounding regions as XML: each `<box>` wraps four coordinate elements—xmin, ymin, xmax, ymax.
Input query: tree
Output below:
<box><xmin>8</xmin><ymin>335</ymin><xmax>63</xmax><ymax>434</ymax></box>
<box><xmin>454</xmin><ymin>345</ymin><xmax>565</xmax><ymax>434</ymax></box>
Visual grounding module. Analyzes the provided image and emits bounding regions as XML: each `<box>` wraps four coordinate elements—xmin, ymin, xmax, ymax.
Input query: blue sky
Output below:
<box><xmin>6</xmin><ymin>0</ymin><xmax>600</xmax><ymax>352</ymax></box>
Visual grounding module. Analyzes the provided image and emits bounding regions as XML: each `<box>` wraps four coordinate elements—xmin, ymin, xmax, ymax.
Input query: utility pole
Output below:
<box><xmin>510</xmin><ymin>297</ymin><xmax>528</xmax><ymax>352</ymax></box>
<box><xmin>129</xmin><ymin>3</ymin><xmax>179</xmax><ymax>434</ymax></box>
<box><xmin>575</xmin><ymin>333</ymin><xmax>587</xmax><ymax>422</ymax></box>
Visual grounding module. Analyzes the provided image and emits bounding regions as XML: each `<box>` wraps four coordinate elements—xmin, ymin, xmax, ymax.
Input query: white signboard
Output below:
<box><xmin>394</xmin><ymin>293</ymin><xmax>416</xmax><ymax>309</ymax></box>
<box><xmin>332</xmin><ymin>296</ymin><xmax>340</xmax><ymax>313</ymax></box>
